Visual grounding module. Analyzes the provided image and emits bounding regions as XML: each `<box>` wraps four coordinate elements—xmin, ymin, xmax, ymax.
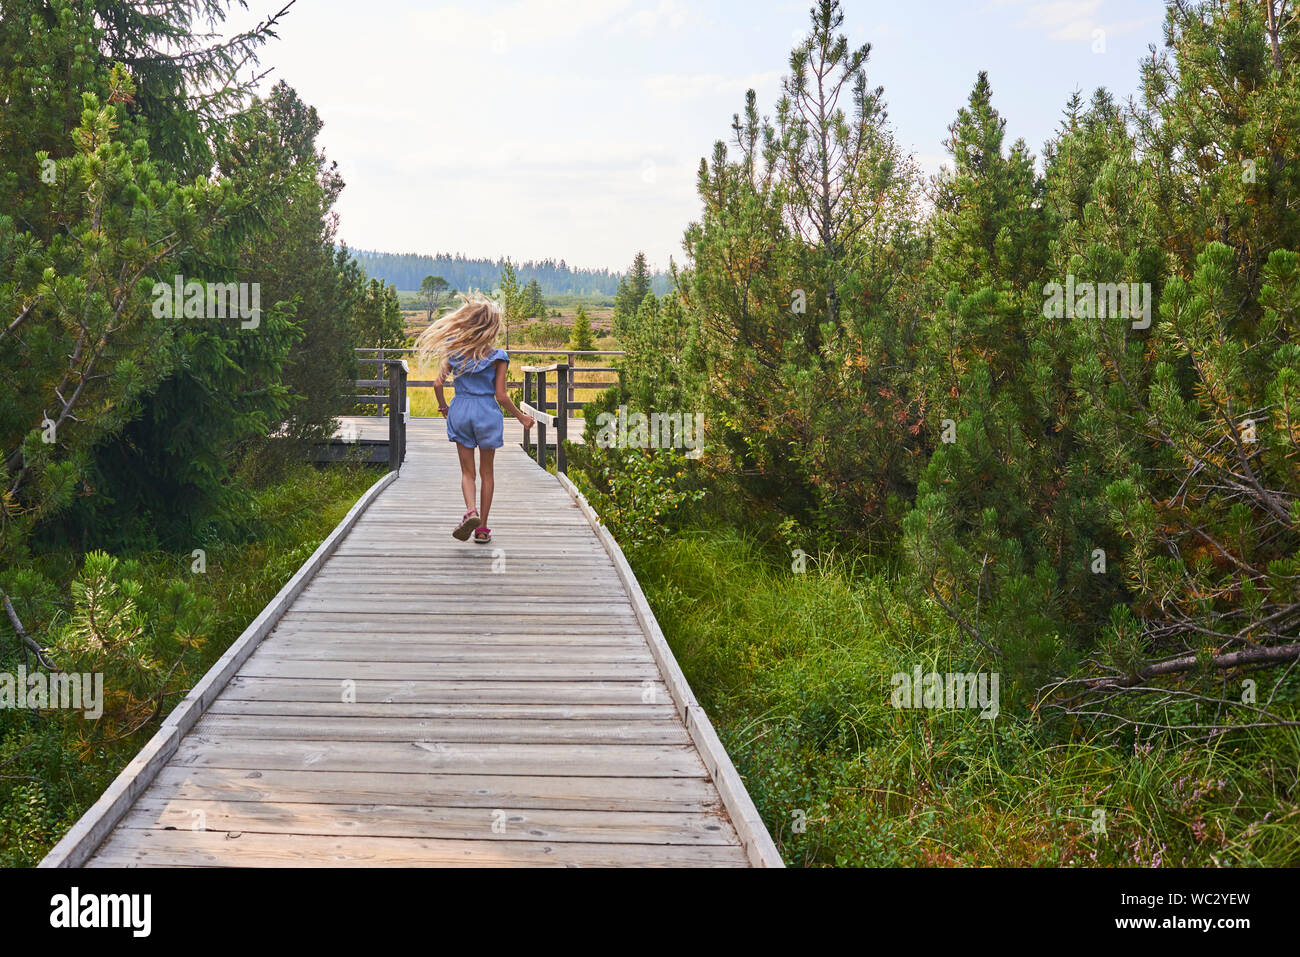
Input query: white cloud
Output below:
<box><xmin>621</xmin><ymin>0</ymin><xmax>691</xmax><ymax>34</ymax></box>
<box><xmin>409</xmin><ymin>0</ymin><xmax>635</xmax><ymax>50</ymax></box>
<box><xmin>987</xmin><ymin>0</ymin><xmax>1155</xmax><ymax>44</ymax></box>
<box><xmin>645</xmin><ymin>71</ymin><xmax>783</xmax><ymax>103</ymax></box>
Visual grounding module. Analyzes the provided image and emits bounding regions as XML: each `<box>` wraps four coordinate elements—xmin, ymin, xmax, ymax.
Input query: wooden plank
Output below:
<box><xmin>120</xmin><ymin>799</ymin><xmax>737</xmax><ymax>846</ymax></box>
<box><xmin>205</xmin><ymin>700</ymin><xmax>675</xmax><ymax>720</ymax></box>
<box><xmin>138</xmin><ymin>766</ymin><xmax>720</xmax><ymax>812</ymax></box>
<box><xmin>299</xmin><ymin>581</ymin><xmax>626</xmax><ymax>596</ymax></box>
<box><xmin>273</xmin><ymin>617</ymin><xmax>639</xmax><ymax>633</ymax></box>
<box><xmin>193</xmin><ymin>714</ymin><xmax>691</xmax><ymax>745</ymax></box>
<box><xmin>170</xmin><ymin>738</ymin><xmax>711</xmax><ymax>777</ymax></box>
<box><xmin>236</xmin><ymin>659</ymin><xmax>664</xmax><ymax>681</ymax></box>
<box><xmin>266</xmin><ymin>630</ymin><xmax>644</xmax><ymax>646</ymax></box>
<box><xmin>258</xmin><ymin>641</ymin><xmax>655</xmax><ymax>662</ymax></box>
<box><xmin>219</xmin><ymin>677</ymin><xmax>669</xmax><ymax>704</ymax></box>
<box><xmin>87</xmin><ymin>829</ymin><xmax>748</xmax><ymax>868</ymax></box>
<box><xmin>346</xmin><ymin>522</ymin><xmax>595</xmax><ymax>532</ymax></box>
<box><xmin>288</xmin><ymin>600</ymin><xmax>643</xmax><ymax>616</ymax></box>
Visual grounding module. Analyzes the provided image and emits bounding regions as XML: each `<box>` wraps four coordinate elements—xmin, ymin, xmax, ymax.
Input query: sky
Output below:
<box><xmin>232</xmin><ymin>0</ymin><xmax>1171</xmax><ymax>273</ymax></box>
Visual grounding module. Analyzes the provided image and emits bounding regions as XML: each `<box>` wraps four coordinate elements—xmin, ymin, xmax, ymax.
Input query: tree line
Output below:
<box><xmin>351</xmin><ymin>248</ymin><xmax>671</xmax><ymax>297</ymax></box>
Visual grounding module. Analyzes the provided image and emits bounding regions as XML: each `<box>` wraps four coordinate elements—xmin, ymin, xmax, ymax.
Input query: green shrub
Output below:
<box><xmin>630</xmin><ymin>530</ymin><xmax>1300</xmax><ymax>866</ymax></box>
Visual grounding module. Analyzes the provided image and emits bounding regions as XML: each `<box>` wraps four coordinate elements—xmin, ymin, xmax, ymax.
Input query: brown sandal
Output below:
<box><xmin>452</xmin><ymin>509</ymin><xmax>481</xmax><ymax>541</ymax></box>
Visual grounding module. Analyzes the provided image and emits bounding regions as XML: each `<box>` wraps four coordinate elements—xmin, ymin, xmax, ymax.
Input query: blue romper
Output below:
<box><xmin>446</xmin><ymin>348</ymin><xmax>508</xmax><ymax>449</ymax></box>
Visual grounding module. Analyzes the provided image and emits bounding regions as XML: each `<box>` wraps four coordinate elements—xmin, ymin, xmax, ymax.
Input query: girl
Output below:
<box><xmin>416</xmin><ymin>294</ymin><xmax>534</xmax><ymax>543</ymax></box>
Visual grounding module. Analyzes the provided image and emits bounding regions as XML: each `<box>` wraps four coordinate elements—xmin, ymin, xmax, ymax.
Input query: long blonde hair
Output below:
<box><xmin>414</xmin><ymin>292</ymin><xmax>504</xmax><ymax>379</ymax></box>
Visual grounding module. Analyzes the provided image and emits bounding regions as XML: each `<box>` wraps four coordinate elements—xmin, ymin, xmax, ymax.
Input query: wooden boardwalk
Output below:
<box><xmin>42</xmin><ymin>419</ymin><xmax>780</xmax><ymax>867</ymax></box>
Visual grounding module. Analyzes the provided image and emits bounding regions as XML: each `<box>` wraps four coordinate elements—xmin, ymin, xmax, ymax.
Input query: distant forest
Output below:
<box><xmin>348</xmin><ymin>248</ymin><xmax>671</xmax><ymax>296</ymax></box>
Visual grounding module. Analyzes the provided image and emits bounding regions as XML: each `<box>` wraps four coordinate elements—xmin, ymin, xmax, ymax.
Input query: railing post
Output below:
<box><xmin>385</xmin><ymin>360</ymin><xmax>405</xmax><ymax>471</ymax></box>
<box><xmin>536</xmin><ymin>370</ymin><xmax>547</xmax><ymax>469</ymax></box>
<box><xmin>522</xmin><ymin>369</ymin><xmax>533</xmax><ymax>457</ymax></box>
<box><xmin>567</xmin><ymin>352</ymin><xmax>575</xmax><ymax>407</ymax></box>
<box><xmin>399</xmin><ymin>361</ymin><xmax>408</xmax><ymax>464</ymax></box>
<box><xmin>556</xmin><ymin>362</ymin><xmax>568</xmax><ymax>475</ymax></box>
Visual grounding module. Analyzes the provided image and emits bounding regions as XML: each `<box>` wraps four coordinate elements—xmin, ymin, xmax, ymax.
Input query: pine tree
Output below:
<box><xmin>903</xmin><ymin>72</ymin><xmax>1058</xmax><ymax>669</ymax></box>
<box><xmin>569</xmin><ymin>305</ymin><xmax>594</xmax><ymax>352</ymax></box>
<box><xmin>497</xmin><ymin>260</ymin><xmax>522</xmax><ymax>349</ymax></box>
<box><xmin>351</xmin><ymin>279</ymin><xmax>406</xmax><ymax>350</ymax></box>
<box><xmin>613</xmin><ymin>252</ymin><xmax>652</xmax><ymax>336</ymax></box>
<box><xmin>522</xmin><ymin>278</ymin><xmax>546</xmax><ymax>319</ymax></box>
<box><xmin>1051</xmin><ymin>0</ymin><xmax>1300</xmax><ymax>722</ymax></box>
<box><xmin>774</xmin><ymin>0</ymin><xmax>886</xmax><ymax>343</ymax></box>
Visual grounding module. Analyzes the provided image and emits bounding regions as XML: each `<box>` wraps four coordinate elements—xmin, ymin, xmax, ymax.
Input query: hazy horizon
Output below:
<box><xmin>234</xmin><ymin>0</ymin><xmax>1168</xmax><ymax>272</ymax></box>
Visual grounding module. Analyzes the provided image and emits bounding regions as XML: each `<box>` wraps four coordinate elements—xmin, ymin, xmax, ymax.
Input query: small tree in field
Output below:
<box><xmin>497</xmin><ymin>260</ymin><xmax>523</xmax><ymax>349</ymax></box>
<box><xmin>420</xmin><ymin>275</ymin><xmax>450</xmax><ymax>320</ymax></box>
<box><xmin>570</xmin><ymin>305</ymin><xmax>594</xmax><ymax>352</ymax></box>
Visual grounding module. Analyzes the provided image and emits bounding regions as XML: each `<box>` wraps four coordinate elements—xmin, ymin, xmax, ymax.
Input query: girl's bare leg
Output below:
<box><xmin>456</xmin><ymin>443</ymin><xmax>477</xmax><ymax>512</ymax></box>
<box><xmin>479</xmin><ymin>447</ymin><xmax>496</xmax><ymax>526</ymax></box>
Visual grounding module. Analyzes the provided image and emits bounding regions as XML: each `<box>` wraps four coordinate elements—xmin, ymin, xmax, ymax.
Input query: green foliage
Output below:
<box><xmin>0</xmin><ymin>464</ymin><xmax>377</xmax><ymax>866</ymax></box>
<box><xmin>569</xmin><ymin>450</ymin><xmax>706</xmax><ymax>550</ymax></box>
<box><xmin>569</xmin><ymin>305</ymin><xmax>594</xmax><ymax>352</ymax></box>
<box><xmin>612</xmin><ymin>252</ymin><xmax>653</xmax><ymax>337</ymax></box>
<box><xmin>615</xmin><ymin>0</ymin><xmax>1300</xmax><ymax>739</ymax></box>
<box><xmin>521</xmin><ymin>277</ymin><xmax>546</xmax><ymax>319</ymax></box>
<box><xmin>497</xmin><ymin>259</ymin><xmax>523</xmax><ymax>348</ymax></box>
<box><xmin>631</xmin><ymin>530</ymin><xmax>1300</xmax><ymax>865</ymax></box>
<box><xmin>419</xmin><ymin>274</ymin><xmax>450</xmax><ymax>321</ymax></box>
<box><xmin>0</xmin><ymin>3</ymin><xmax>380</xmax><ymax>553</ymax></box>
<box><xmin>351</xmin><ymin>276</ymin><xmax>405</xmax><ymax>350</ymax></box>
<box><xmin>350</xmin><ymin>249</ymin><xmax>666</xmax><ymax>297</ymax></box>
<box><xmin>524</xmin><ymin>320</ymin><xmax>570</xmax><ymax>348</ymax></box>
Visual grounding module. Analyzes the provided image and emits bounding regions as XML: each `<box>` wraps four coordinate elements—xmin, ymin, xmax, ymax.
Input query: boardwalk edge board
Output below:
<box><xmin>38</xmin><ymin>470</ymin><xmax>400</xmax><ymax>868</ymax></box>
<box><xmin>556</xmin><ymin>472</ymin><xmax>785</xmax><ymax>869</ymax></box>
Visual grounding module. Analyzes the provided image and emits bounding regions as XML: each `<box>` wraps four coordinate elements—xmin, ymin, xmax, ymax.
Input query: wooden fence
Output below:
<box><xmin>348</xmin><ymin>349</ymin><xmax>623</xmax><ymax>474</ymax></box>
<box><xmin>352</xmin><ymin>348</ymin><xmax>622</xmax><ymax>412</ymax></box>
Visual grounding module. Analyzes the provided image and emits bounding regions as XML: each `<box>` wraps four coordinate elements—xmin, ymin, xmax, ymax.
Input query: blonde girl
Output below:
<box><xmin>416</xmin><ymin>294</ymin><xmax>534</xmax><ymax>543</ymax></box>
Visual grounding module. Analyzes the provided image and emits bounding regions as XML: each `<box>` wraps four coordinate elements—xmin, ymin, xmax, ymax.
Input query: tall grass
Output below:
<box><xmin>630</xmin><ymin>530</ymin><xmax>1300</xmax><ymax>866</ymax></box>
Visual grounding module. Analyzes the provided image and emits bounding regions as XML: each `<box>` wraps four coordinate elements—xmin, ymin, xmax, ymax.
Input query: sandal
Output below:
<box><xmin>472</xmin><ymin>527</ymin><xmax>492</xmax><ymax>544</ymax></box>
<box><xmin>452</xmin><ymin>509</ymin><xmax>481</xmax><ymax>541</ymax></box>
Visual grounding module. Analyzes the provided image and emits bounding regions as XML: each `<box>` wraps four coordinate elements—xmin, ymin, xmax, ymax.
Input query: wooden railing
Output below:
<box><xmin>521</xmin><ymin>362</ymin><xmax>568</xmax><ymax>474</ymax></box>
<box><xmin>350</xmin><ymin>348</ymin><xmax>618</xmax><ymax>474</ymax></box>
<box><xmin>349</xmin><ymin>355</ymin><xmax>407</xmax><ymax>470</ymax></box>
<box><xmin>352</xmin><ymin>347</ymin><xmax>622</xmax><ymax>411</ymax></box>
<box><xmin>385</xmin><ymin>359</ymin><xmax>407</xmax><ymax>470</ymax></box>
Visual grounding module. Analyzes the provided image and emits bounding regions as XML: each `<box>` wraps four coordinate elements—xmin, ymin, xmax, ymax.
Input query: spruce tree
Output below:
<box><xmin>613</xmin><ymin>252</ymin><xmax>652</xmax><ymax>336</ymax></box>
<box><xmin>903</xmin><ymin>72</ymin><xmax>1058</xmax><ymax>668</ymax></box>
<box><xmin>569</xmin><ymin>305</ymin><xmax>594</xmax><ymax>352</ymax></box>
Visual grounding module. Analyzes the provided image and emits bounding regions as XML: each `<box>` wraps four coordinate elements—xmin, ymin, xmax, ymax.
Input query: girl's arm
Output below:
<box><xmin>494</xmin><ymin>360</ymin><xmax>534</xmax><ymax>428</ymax></box>
<box><xmin>433</xmin><ymin>372</ymin><xmax>450</xmax><ymax>417</ymax></box>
